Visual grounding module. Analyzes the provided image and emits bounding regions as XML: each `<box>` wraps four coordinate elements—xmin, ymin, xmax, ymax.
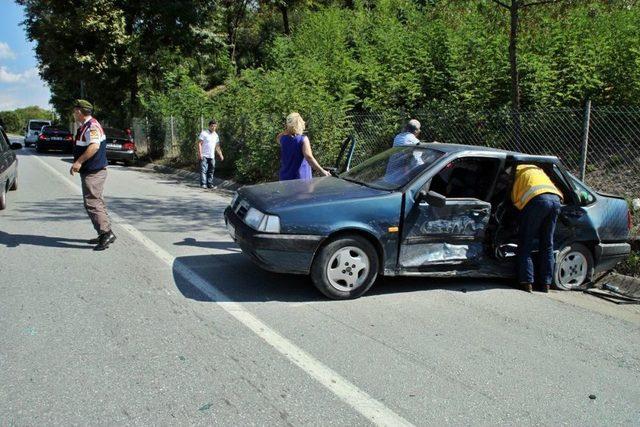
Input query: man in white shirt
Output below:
<box><xmin>393</xmin><ymin>119</ymin><xmax>421</xmax><ymax>146</ymax></box>
<box><xmin>197</xmin><ymin>119</ymin><xmax>224</xmax><ymax>188</ymax></box>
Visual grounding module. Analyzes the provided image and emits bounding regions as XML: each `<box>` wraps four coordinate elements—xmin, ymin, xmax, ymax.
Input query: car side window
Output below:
<box><xmin>567</xmin><ymin>175</ymin><xmax>596</xmax><ymax>206</ymax></box>
<box><xmin>428</xmin><ymin>157</ymin><xmax>500</xmax><ymax>201</ymax></box>
<box><xmin>0</xmin><ymin>130</ymin><xmax>9</xmax><ymax>152</ymax></box>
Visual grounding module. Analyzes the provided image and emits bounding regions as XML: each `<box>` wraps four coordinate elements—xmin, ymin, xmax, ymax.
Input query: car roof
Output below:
<box><xmin>417</xmin><ymin>142</ymin><xmax>560</xmax><ymax>163</ymax></box>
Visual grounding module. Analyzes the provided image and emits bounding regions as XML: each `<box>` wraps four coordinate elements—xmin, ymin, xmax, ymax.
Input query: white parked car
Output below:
<box><xmin>24</xmin><ymin>119</ymin><xmax>52</xmax><ymax>147</ymax></box>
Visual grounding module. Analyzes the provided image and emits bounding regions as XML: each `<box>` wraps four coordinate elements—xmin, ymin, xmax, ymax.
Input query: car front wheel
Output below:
<box><xmin>311</xmin><ymin>235</ymin><xmax>379</xmax><ymax>299</ymax></box>
<box><xmin>553</xmin><ymin>243</ymin><xmax>594</xmax><ymax>290</ymax></box>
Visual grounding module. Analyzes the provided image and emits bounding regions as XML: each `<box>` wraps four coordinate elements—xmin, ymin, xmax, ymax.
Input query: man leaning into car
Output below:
<box><xmin>69</xmin><ymin>99</ymin><xmax>116</xmax><ymax>251</ymax></box>
<box><xmin>512</xmin><ymin>164</ymin><xmax>563</xmax><ymax>293</ymax></box>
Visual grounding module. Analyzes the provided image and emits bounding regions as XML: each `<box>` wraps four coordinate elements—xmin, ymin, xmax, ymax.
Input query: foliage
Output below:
<box><xmin>18</xmin><ymin>0</ymin><xmax>640</xmax><ymax>182</ymax></box>
<box><xmin>0</xmin><ymin>106</ymin><xmax>54</xmax><ymax>134</ymax></box>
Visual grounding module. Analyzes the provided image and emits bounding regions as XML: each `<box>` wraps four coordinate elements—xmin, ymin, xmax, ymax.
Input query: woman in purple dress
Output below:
<box><xmin>276</xmin><ymin>112</ymin><xmax>330</xmax><ymax>181</ymax></box>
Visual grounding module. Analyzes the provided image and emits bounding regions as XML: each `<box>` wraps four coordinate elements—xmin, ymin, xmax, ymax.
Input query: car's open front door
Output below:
<box><xmin>399</xmin><ymin>196</ymin><xmax>491</xmax><ymax>269</ymax></box>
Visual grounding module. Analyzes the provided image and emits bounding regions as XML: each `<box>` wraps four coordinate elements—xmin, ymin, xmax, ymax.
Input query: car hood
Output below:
<box><xmin>239</xmin><ymin>177</ymin><xmax>389</xmax><ymax>212</ymax></box>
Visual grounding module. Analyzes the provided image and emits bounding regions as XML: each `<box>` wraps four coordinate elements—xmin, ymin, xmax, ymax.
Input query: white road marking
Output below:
<box><xmin>30</xmin><ymin>153</ymin><xmax>414</xmax><ymax>427</ymax></box>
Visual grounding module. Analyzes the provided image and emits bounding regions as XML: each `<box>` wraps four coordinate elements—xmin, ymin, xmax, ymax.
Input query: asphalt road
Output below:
<box><xmin>2</xmin><ymin>137</ymin><xmax>639</xmax><ymax>426</ymax></box>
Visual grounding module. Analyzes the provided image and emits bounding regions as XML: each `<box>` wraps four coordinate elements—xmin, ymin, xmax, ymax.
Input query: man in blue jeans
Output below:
<box><xmin>511</xmin><ymin>164</ymin><xmax>563</xmax><ymax>293</ymax></box>
<box><xmin>197</xmin><ymin>120</ymin><xmax>224</xmax><ymax>188</ymax></box>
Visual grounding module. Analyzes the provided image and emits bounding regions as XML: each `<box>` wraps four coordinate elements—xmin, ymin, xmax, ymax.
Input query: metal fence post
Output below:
<box><xmin>170</xmin><ymin>115</ymin><xmax>175</xmax><ymax>156</ymax></box>
<box><xmin>579</xmin><ymin>100</ymin><xmax>592</xmax><ymax>181</ymax></box>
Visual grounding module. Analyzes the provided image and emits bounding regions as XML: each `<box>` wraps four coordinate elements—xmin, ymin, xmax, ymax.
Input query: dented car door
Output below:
<box><xmin>399</xmin><ymin>197</ymin><xmax>492</xmax><ymax>269</ymax></box>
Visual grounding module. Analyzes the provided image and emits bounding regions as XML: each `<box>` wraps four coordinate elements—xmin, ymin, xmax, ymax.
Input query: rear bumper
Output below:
<box><xmin>36</xmin><ymin>140</ymin><xmax>73</xmax><ymax>150</ymax></box>
<box><xmin>224</xmin><ymin>206</ymin><xmax>324</xmax><ymax>274</ymax></box>
<box><xmin>106</xmin><ymin>150</ymin><xmax>136</xmax><ymax>162</ymax></box>
<box><xmin>594</xmin><ymin>242</ymin><xmax>631</xmax><ymax>273</ymax></box>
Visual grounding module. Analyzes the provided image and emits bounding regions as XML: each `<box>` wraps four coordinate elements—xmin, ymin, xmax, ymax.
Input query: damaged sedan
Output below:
<box><xmin>224</xmin><ymin>143</ymin><xmax>632</xmax><ymax>299</ymax></box>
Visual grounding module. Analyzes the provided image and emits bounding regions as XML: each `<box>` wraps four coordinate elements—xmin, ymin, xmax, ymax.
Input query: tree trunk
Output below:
<box><xmin>280</xmin><ymin>4</ymin><xmax>290</xmax><ymax>36</ymax></box>
<box><xmin>509</xmin><ymin>0</ymin><xmax>522</xmax><ymax>151</ymax></box>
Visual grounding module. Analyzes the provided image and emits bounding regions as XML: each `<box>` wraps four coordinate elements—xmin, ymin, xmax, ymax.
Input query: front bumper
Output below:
<box><xmin>224</xmin><ymin>206</ymin><xmax>324</xmax><ymax>274</ymax></box>
<box><xmin>106</xmin><ymin>150</ymin><xmax>136</xmax><ymax>162</ymax></box>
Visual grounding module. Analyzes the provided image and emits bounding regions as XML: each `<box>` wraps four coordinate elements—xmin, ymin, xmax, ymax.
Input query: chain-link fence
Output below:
<box><xmin>130</xmin><ymin>104</ymin><xmax>639</xmax><ymax>234</ymax></box>
<box><xmin>349</xmin><ymin>104</ymin><xmax>640</xmax><ymax>204</ymax></box>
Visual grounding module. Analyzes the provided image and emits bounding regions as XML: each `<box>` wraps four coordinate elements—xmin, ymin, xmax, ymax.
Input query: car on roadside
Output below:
<box><xmin>36</xmin><ymin>125</ymin><xmax>74</xmax><ymax>153</ymax></box>
<box><xmin>24</xmin><ymin>119</ymin><xmax>51</xmax><ymax>147</ymax></box>
<box><xmin>224</xmin><ymin>143</ymin><xmax>632</xmax><ymax>299</ymax></box>
<box><xmin>0</xmin><ymin>125</ymin><xmax>21</xmax><ymax>210</ymax></box>
<box><xmin>104</xmin><ymin>127</ymin><xmax>137</xmax><ymax>166</ymax></box>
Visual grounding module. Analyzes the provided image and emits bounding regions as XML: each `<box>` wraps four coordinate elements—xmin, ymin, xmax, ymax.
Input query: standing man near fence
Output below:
<box><xmin>69</xmin><ymin>99</ymin><xmax>116</xmax><ymax>251</ymax></box>
<box><xmin>393</xmin><ymin>119</ymin><xmax>421</xmax><ymax>146</ymax></box>
<box><xmin>197</xmin><ymin>119</ymin><xmax>224</xmax><ymax>189</ymax></box>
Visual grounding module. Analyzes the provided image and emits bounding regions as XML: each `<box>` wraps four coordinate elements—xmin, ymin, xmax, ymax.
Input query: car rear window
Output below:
<box><xmin>29</xmin><ymin>121</ymin><xmax>49</xmax><ymax>130</ymax></box>
<box><xmin>104</xmin><ymin>128</ymin><xmax>128</xmax><ymax>139</ymax></box>
<box><xmin>42</xmin><ymin>126</ymin><xmax>69</xmax><ymax>133</ymax></box>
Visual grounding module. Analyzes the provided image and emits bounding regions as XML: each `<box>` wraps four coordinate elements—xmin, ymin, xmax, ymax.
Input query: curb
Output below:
<box><xmin>140</xmin><ymin>162</ymin><xmax>242</xmax><ymax>194</ymax></box>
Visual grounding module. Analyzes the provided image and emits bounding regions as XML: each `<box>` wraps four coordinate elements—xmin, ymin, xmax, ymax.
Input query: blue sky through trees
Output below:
<box><xmin>0</xmin><ymin>0</ymin><xmax>51</xmax><ymax>110</ymax></box>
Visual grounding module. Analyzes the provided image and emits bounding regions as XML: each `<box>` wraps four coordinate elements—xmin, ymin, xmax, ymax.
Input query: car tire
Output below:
<box><xmin>310</xmin><ymin>235</ymin><xmax>379</xmax><ymax>299</ymax></box>
<box><xmin>0</xmin><ymin>186</ymin><xmax>7</xmax><ymax>210</ymax></box>
<box><xmin>553</xmin><ymin>243</ymin><xmax>594</xmax><ymax>290</ymax></box>
<box><xmin>9</xmin><ymin>176</ymin><xmax>17</xmax><ymax>191</ymax></box>
<box><xmin>35</xmin><ymin>144</ymin><xmax>44</xmax><ymax>153</ymax></box>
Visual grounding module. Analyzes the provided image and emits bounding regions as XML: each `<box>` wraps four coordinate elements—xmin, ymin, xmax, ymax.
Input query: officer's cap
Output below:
<box><xmin>73</xmin><ymin>99</ymin><xmax>93</xmax><ymax>111</ymax></box>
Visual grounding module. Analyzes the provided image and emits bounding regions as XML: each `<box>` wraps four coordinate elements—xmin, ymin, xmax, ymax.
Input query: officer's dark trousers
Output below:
<box><xmin>81</xmin><ymin>168</ymin><xmax>111</xmax><ymax>235</ymax></box>
<box><xmin>517</xmin><ymin>193</ymin><xmax>561</xmax><ymax>285</ymax></box>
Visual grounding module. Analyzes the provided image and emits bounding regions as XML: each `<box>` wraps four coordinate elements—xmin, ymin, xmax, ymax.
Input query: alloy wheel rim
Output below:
<box><xmin>326</xmin><ymin>246</ymin><xmax>370</xmax><ymax>292</ymax></box>
<box><xmin>558</xmin><ymin>251</ymin><xmax>588</xmax><ymax>288</ymax></box>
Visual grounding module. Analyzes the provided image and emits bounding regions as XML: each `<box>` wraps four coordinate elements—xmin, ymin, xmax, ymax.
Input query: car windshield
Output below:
<box><xmin>339</xmin><ymin>147</ymin><xmax>445</xmax><ymax>190</ymax></box>
<box><xmin>104</xmin><ymin>128</ymin><xmax>128</xmax><ymax>139</ymax></box>
<box><xmin>29</xmin><ymin>121</ymin><xmax>49</xmax><ymax>130</ymax></box>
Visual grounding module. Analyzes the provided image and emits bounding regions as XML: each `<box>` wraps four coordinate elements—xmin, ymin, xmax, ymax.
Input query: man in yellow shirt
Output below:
<box><xmin>511</xmin><ymin>164</ymin><xmax>563</xmax><ymax>293</ymax></box>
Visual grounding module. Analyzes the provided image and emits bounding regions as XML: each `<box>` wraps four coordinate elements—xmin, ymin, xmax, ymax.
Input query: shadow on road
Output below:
<box><xmin>172</xmin><ymin>250</ymin><xmax>512</xmax><ymax>303</ymax></box>
<box><xmin>14</xmin><ymin>196</ymin><xmax>228</xmax><ymax>233</ymax></box>
<box><xmin>174</xmin><ymin>237</ymin><xmax>240</xmax><ymax>251</ymax></box>
<box><xmin>0</xmin><ymin>230</ymin><xmax>91</xmax><ymax>249</ymax></box>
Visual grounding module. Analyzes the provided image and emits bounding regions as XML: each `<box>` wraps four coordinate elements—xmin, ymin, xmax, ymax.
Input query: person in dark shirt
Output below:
<box><xmin>276</xmin><ymin>112</ymin><xmax>329</xmax><ymax>181</ymax></box>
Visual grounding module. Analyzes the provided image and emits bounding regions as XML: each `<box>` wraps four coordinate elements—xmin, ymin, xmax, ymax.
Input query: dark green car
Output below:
<box><xmin>225</xmin><ymin>143</ymin><xmax>631</xmax><ymax>299</ymax></box>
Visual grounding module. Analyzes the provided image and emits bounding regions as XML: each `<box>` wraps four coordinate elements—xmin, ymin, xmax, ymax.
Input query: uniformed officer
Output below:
<box><xmin>511</xmin><ymin>164</ymin><xmax>563</xmax><ymax>293</ymax></box>
<box><xmin>69</xmin><ymin>99</ymin><xmax>115</xmax><ymax>250</ymax></box>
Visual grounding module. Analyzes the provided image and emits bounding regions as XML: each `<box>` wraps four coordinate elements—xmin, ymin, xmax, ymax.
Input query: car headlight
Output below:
<box><xmin>244</xmin><ymin>207</ymin><xmax>281</xmax><ymax>233</ymax></box>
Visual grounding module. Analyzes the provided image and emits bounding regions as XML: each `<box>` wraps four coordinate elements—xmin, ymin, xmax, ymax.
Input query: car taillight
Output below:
<box><xmin>38</xmin><ymin>134</ymin><xmax>46</xmax><ymax>140</ymax></box>
<box><xmin>122</xmin><ymin>142</ymin><xmax>135</xmax><ymax>151</ymax></box>
<box><xmin>65</xmin><ymin>135</ymin><xmax>73</xmax><ymax>141</ymax></box>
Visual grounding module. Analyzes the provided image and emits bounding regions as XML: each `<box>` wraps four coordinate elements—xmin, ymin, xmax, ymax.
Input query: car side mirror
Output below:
<box><xmin>418</xmin><ymin>190</ymin><xmax>446</xmax><ymax>208</ymax></box>
<box><xmin>10</xmin><ymin>142</ymin><xmax>22</xmax><ymax>150</ymax></box>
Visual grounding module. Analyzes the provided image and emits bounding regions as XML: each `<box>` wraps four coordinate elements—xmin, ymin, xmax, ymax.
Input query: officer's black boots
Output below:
<box><xmin>93</xmin><ymin>231</ymin><xmax>116</xmax><ymax>251</ymax></box>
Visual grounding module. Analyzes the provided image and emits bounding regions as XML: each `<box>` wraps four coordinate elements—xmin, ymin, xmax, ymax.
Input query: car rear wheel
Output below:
<box><xmin>553</xmin><ymin>243</ymin><xmax>594</xmax><ymax>290</ymax></box>
<box><xmin>0</xmin><ymin>186</ymin><xmax>7</xmax><ymax>210</ymax></box>
<box><xmin>311</xmin><ymin>235</ymin><xmax>379</xmax><ymax>299</ymax></box>
<box><xmin>9</xmin><ymin>176</ymin><xmax>17</xmax><ymax>191</ymax></box>
<box><xmin>35</xmin><ymin>144</ymin><xmax>45</xmax><ymax>153</ymax></box>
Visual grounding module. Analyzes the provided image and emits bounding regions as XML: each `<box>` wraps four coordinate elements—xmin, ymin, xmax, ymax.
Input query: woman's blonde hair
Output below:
<box><xmin>285</xmin><ymin>112</ymin><xmax>305</xmax><ymax>135</ymax></box>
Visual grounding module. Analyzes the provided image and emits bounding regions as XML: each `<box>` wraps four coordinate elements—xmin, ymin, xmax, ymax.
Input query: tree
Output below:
<box><xmin>489</xmin><ymin>0</ymin><xmax>565</xmax><ymax>148</ymax></box>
